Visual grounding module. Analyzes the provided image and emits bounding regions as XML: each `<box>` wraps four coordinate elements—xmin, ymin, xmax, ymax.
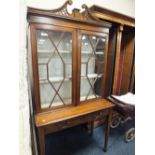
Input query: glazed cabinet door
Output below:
<box><xmin>30</xmin><ymin>24</ymin><xmax>76</xmax><ymax>112</ymax></box>
<box><xmin>78</xmin><ymin>30</ymin><xmax>109</xmax><ymax>102</ymax></box>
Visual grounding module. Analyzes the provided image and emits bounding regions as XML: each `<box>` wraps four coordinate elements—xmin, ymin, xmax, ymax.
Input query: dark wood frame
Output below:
<box><xmin>30</xmin><ymin>24</ymin><xmax>77</xmax><ymax>113</ymax></box>
<box><xmin>89</xmin><ymin>5</ymin><xmax>135</xmax><ymax>96</ymax></box>
<box><xmin>103</xmin><ymin>26</ymin><xmax>117</xmax><ymax>97</ymax></box>
<box><xmin>89</xmin><ymin>5</ymin><xmax>135</xmax><ymax>27</ymax></box>
<box><xmin>77</xmin><ymin>30</ymin><xmax>109</xmax><ymax>103</ymax></box>
<box><xmin>129</xmin><ymin>57</ymin><xmax>135</xmax><ymax>94</ymax></box>
<box><xmin>119</xmin><ymin>28</ymin><xmax>135</xmax><ymax>94</ymax></box>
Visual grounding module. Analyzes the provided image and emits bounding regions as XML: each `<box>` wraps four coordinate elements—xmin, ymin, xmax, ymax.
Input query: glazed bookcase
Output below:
<box><xmin>27</xmin><ymin>1</ymin><xmax>115</xmax><ymax>155</ymax></box>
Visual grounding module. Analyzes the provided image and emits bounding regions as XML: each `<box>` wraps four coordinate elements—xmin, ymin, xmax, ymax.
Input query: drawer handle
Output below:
<box><xmin>99</xmin><ymin>112</ymin><xmax>104</xmax><ymax>115</ymax></box>
<box><xmin>56</xmin><ymin>121</ymin><xmax>70</xmax><ymax>129</ymax></box>
<box><xmin>95</xmin><ymin>112</ymin><xmax>104</xmax><ymax>119</ymax></box>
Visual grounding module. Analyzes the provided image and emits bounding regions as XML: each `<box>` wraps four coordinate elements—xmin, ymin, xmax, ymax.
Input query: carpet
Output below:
<box><xmin>45</xmin><ymin>124</ymin><xmax>135</xmax><ymax>155</ymax></box>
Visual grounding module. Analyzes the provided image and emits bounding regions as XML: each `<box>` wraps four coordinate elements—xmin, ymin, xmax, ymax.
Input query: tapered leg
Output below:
<box><xmin>90</xmin><ymin>121</ymin><xmax>94</xmax><ymax>136</ymax></box>
<box><xmin>104</xmin><ymin>109</ymin><xmax>112</xmax><ymax>152</ymax></box>
<box><xmin>38</xmin><ymin>127</ymin><xmax>45</xmax><ymax>155</ymax></box>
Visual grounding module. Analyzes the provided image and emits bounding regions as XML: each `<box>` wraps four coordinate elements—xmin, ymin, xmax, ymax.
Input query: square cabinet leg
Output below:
<box><xmin>104</xmin><ymin>110</ymin><xmax>112</xmax><ymax>152</ymax></box>
<box><xmin>38</xmin><ymin>127</ymin><xmax>45</xmax><ymax>155</ymax></box>
<box><xmin>90</xmin><ymin>121</ymin><xmax>94</xmax><ymax>136</ymax></box>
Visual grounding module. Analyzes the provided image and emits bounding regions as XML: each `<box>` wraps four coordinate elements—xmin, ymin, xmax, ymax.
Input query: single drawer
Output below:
<box><xmin>93</xmin><ymin>110</ymin><xmax>109</xmax><ymax>120</ymax></box>
<box><xmin>44</xmin><ymin>109</ymin><xmax>109</xmax><ymax>134</ymax></box>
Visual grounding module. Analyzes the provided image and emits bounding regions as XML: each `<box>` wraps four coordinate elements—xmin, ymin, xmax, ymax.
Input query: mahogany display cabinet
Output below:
<box><xmin>27</xmin><ymin>1</ymin><xmax>114</xmax><ymax>155</ymax></box>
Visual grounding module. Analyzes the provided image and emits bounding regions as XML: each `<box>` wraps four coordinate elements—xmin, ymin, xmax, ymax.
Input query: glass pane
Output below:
<box><xmin>39</xmin><ymin>82</ymin><xmax>55</xmax><ymax>109</ymax></box>
<box><xmin>36</xmin><ymin>29</ymin><xmax>72</xmax><ymax>109</ymax></box>
<box><xmin>80</xmin><ymin>34</ymin><xmax>106</xmax><ymax>101</ymax></box>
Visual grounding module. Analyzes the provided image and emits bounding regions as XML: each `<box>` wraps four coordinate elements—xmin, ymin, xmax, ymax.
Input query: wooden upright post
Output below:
<box><xmin>112</xmin><ymin>25</ymin><xmax>124</xmax><ymax>95</ymax></box>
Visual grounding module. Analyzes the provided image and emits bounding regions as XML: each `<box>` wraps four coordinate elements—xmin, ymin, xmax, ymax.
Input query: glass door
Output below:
<box><xmin>79</xmin><ymin>31</ymin><xmax>108</xmax><ymax>101</ymax></box>
<box><xmin>35</xmin><ymin>26</ymin><xmax>75</xmax><ymax>109</ymax></box>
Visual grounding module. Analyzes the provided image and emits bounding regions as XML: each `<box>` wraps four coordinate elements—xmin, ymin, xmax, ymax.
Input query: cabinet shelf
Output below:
<box><xmin>81</xmin><ymin>73</ymin><xmax>103</xmax><ymax>79</ymax></box>
<box><xmin>37</xmin><ymin>50</ymin><xmax>72</xmax><ymax>57</ymax></box>
<box><xmin>96</xmin><ymin>52</ymin><xmax>104</xmax><ymax>55</ymax></box>
<box><xmin>82</xmin><ymin>51</ymin><xmax>104</xmax><ymax>55</ymax></box>
<box><xmin>37</xmin><ymin>50</ymin><xmax>104</xmax><ymax>58</ymax></box>
<box><xmin>39</xmin><ymin>73</ymin><xmax>103</xmax><ymax>84</ymax></box>
<box><xmin>40</xmin><ymin>76</ymin><xmax>72</xmax><ymax>84</ymax></box>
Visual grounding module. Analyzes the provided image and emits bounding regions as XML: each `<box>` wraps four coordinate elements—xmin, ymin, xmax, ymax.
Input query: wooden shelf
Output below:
<box><xmin>96</xmin><ymin>51</ymin><xmax>104</xmax><ymax>55</ymax></box>
<box><xmin>37</xmin><ymin>50</ymin><xmax>72</xmax><ymax>57</ymax></box>
<box><xmin>40</xmin><ymin>76</ymin><xmax>72</xmax><ymax>84</ymax></box>
<box><xmin>38</xmin><ymin>50</ymin><xmax>104</xmax><ymax>57</ymax></box>
<box><xmin>81</xmin><ymin>73</ymin><xmax>103</xmax><ymax>79</ymax></box>
<box><xmin>82</xmin><ymin>51</ymin><xmax>104</xmax><ymax>55</ymax></box>
<box><xmin>39</xmin><ymin>73</ymin><xmax>103</xmax><ymax>84</ymax></box>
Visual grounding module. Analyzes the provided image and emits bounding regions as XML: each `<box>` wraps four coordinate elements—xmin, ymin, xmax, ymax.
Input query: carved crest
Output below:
<box><xmin>27</xmin><ymin>0</ymin><xmax>111</xmax><ymax>27</ymax></box>
<box><xmin>47</xmin><ymin>0</ymin><xmax>73</xmax><ymax>16</ymax></box>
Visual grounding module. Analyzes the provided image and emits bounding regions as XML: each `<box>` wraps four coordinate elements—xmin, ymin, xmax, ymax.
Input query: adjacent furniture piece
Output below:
<box><xmin>27</xmin><ymin>1</ymin><xmax>114</xmax><ymax>155</ymax></box>
<box><xmin>108</xmin><ymin>93</ymin><xmax>135</xmax><ymax>142</ymax></box>
<box><xmin>90</xmin><ymin>5</ymin><xmax>135</xmax><ymax>96</ymax></box>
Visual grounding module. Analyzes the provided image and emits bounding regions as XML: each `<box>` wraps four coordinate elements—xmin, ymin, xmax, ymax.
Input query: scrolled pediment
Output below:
<box><xmin>27</xmin><ymin>0</ymin><xmax>111</xmax><ymax>27</ymax></box>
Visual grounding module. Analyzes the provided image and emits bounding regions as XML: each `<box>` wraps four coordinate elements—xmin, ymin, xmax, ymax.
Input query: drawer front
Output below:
<box><xmin>93</xmin><ymin>110</ymin><xmax>108</xmax><ymax>120</ymax></box>
<box><xmin>44</xmin><ymin>109</ymin><xmax>109</xmax><ymax>134</ymax></box>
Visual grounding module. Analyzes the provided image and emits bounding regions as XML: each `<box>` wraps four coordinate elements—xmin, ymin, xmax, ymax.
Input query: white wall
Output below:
<box><xmin>19</xmin><ymin>0</ymin><xmax>134</xmax><ymax>155</ymax></box>
<box><xmin>20</xmin><ymin>0</ymin><xmax>32</xmax><ymax>155</ymax></box>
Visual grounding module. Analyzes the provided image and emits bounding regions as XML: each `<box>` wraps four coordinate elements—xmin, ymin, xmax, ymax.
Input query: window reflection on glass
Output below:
<box><xmin>80</xmin><ymin>34</ymin><xmax>105</xmax><ymax>101</ymax></box>
<box><xmin>36</xmin><ymin>30</ymin><xmax>72</xmax><ymax>109</ymax></box>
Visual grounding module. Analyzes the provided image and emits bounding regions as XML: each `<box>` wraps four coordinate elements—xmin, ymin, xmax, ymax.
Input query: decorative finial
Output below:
<box><xmin>82</xmin><ymin>4</ymin><xmax>88</xmax><ymax>10</ymax></box>
<box><xmin>68</xmin><ymin>0</ymin><xmax>73</xmax><ymax>5</ymax></box>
